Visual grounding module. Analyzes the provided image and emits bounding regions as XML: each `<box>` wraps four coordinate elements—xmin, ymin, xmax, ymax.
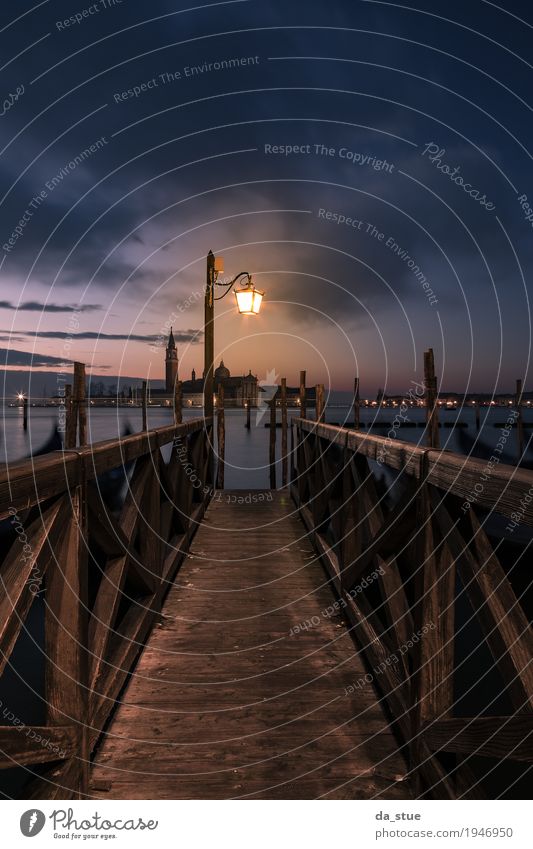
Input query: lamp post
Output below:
<box><xmin>203</xmin><ymin>251</ymin><xmax>264</xmax><ymax>417</ymax></box>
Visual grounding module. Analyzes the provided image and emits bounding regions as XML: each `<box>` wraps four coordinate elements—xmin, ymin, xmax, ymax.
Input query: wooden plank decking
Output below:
<box><xmin>90</xmin><ymin>491</ymin><xmax>412</xmax><ymax>799</ymax></box>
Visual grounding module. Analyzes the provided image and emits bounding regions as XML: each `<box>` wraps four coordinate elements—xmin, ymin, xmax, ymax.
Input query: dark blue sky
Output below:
<box><xmin>1</xmin><ymin>0</ymin><xmax>532</xmax><ymax>393</ymax></box>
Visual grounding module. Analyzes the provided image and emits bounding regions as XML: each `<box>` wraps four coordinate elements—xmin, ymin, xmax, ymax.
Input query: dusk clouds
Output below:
<box><xmin>0</xmin><ymin>1</ymin><xmax>531</xmax><ymax>393</ymax></box>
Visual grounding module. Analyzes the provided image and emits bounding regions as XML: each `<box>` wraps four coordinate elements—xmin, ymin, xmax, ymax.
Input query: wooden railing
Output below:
<box><xmin>0</xmin><ymin>418</ymin><xmax>213</xmax><ymax>799</ymax></box>
<box><xmin>291</xmin><ymin>418</ymin><xmax>533</xmax><ymax>799</ymax></box>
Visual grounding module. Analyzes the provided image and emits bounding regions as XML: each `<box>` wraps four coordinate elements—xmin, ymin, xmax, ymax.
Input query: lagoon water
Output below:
<box><xmin>2</xmin><ymin>401</ymin><xmax>531</xmax><ymax>488</ymax></box>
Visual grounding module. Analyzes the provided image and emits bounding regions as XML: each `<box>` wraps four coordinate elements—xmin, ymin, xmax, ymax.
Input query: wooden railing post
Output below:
<box><xmin>216</xmin><ymin>383</ymin><xmax>225</xmax><ymax>489</ymax></box>
<box><xmin>45</xmin><ymin>475</ymin><xmax>89</xmax><ymax>797</ymax></box>
<box><xmin>424</xmin><ymin>348</ymin><xmax>439</xmax><ymax>449</ymax></box>
<box><xmin>281</xmin><ymin>378</ymin><xmax>288</xmax><ymax>487</ymax></box>
<box><xmin>409</xmin><ymin>453</ymin><xmax>456</xmax><ymax>797</ymax></box>
<box><xmin>299</xmin><ymin>370</ymin><xmax>307</xmax><ymax>419</ymax></box>
<box><xmin>269</xmin><ymin>396</ymin><xmax>277</xmax><ymax>489</ymax></box>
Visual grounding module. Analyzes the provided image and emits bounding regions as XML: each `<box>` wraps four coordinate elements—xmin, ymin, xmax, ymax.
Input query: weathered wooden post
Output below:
<box><xmin>353</xmin><ymin>376</ymin><xmax>360</xmax><ymax>429</ymax></box>
<box><xmin>75</xmin><ymin>362</ymin><xmax>87</xmax><ymax>446</ymax></box>
<box><xmin>269</xmin><ymin>396</ymin><xmax>277</xmax><ymax>489</ymax></box>
<box><xmin>281</xmin><ymin>377</ymin><xmax>288</xmax><ymax>487</ymax></box>
<box><xmin>204</xmin><ymin>251</ymin><xmax>215</xmax><ymax>421</ymax></box>
<box><xmin>22</xmin><ymin>396</ymin><xmax>28</xmax><ymax>431</ymax></box>
<box><xmin>65</xmin><ymin>384</ymin><xmax>75</xmax><ymax>448</ymax></box>
<box><xmin>45</xmin><ymin>482</ymin><xmax>90</xmax><ymax>796</ymax></box>
<box><xmin>474</xmin><ymin>400</ymin><xmax>480</xmax><ymax>431</ymax></box>
<box><xmin>216</xmin><ymin>382</ymin><xmax>225</xmax><ymax>489</ymax></box>
<box><xmin>174</xmin><ymin>379</ymin><xmax>183</xmax><ymax>426</ymax></box>
<box><xmin>299</xmin><ymin>370</ymin><xmax>307</xmax><ymax>419</ymax></box>
<box><xmin>424</xmin><ymin>348</ymin><xmax>439</xmax><ymax>449</ymax></box>
<box><xmin>245</xmin><ymin>400</ymin><xmax>251</xmax><ymax>429</ymax></box>
<box><xmin>142</xmin><ymin>380</ymin><xmax>148</xmax><ymax>431</ymax></box>
<box><xmin>316</xmin><ymin>383</ymin><xmax>325</xmax><ymax>423</ymax></box>
<box><xmin>516</xmin><ymin>379</ymin><xmax>525</xmax><ymax>462</ymax></box>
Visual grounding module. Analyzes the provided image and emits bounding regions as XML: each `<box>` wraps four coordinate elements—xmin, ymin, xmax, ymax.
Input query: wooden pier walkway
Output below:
<box><xmin>2</xmin><ymin>413</ymin><xmax>532</xmax><ymax>800</ymax></box>
<box><xmin>90</xmin><ymin>491</ymin><xmax>410</xmax><ymax>799</ymax></box>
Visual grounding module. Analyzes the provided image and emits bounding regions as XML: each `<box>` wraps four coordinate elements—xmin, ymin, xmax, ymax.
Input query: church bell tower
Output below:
<box><xmin>165</xmin><ymin>327</ymin><xmax>178</xmax><ymax>392</ymax></box>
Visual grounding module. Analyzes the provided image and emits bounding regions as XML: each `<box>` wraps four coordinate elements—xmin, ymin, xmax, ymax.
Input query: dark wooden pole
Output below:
<box><xmin>75</xmin><ymin>362</ymin><xmax>87</xmax><ymax>446</ymax></box>
<box><xmin>299</xmin><ymin>370</ymin><xmax>306</xmax><ymax>419</ymax></box>
<box><xmin>424</xmin><ymin>349</ymin><xmax>439</xmax><ymax>449</ymax></box>
<box><xmin>216</xmin><ymin>383</ymin><xmax>225</xmax><ymax>489</ymax></box>
<box><xmin>142</xmin><ymin>380</ymin><xmax>148</xmax><ymax>431</ymax></box>
<box><xmin>204</xmin><ymin>251</ymin><xmax>215</xmax><ymax>421</ymax></box>
<box><xmin>245</xmin><ymin>400</ymin><xmax>251</xmax><ymax>429</ymax></box>
<box><xmin>22</xmin><ymin>396</ymin><xmax>28</xmax><ymax>431</ymax></box>
<box><xmin>269</xmin><ymin>396</ymin><xmax>276</xmax><ymax>489</ymax></box>
<box><xmin>65</xmin><ymin>384</ymin><xmax>75</xmax><ymax>448</ymax></box>
<box><xmin>353</xmin><ymin>376</ymin><xmax>360</xmax><ymax>429</ymax></box>
<box><xmin>316</xmin><ymin>383</ymin><xmax>325</xmax><ymax>422</ymax></box>
<box><xmin>174</xmin><ymin>379</ymin><xmax>182</xmax><ymax>426</ymax></box>
<box><xmin>281</xmin><ymin>378</ymin><xmax>288</xmax><ymax>487</ymax></box>
<box><xmin>516</xmin><ymin>379</ymin><xmax>525</xmax><ymax>462</ymax></box>
<box><xmin>475</xmin><ymin>401</ymin><xmax>480</xmax><ymax>431</ymax></box>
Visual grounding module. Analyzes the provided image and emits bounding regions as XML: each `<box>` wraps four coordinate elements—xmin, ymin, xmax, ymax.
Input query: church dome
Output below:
<box><xmin>214</xmin><ymin>360</ymin><xmax>230</xmax><ymax>381</ymax></box>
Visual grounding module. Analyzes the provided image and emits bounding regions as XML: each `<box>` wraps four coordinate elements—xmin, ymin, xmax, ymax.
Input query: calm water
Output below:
<box><xmin>2</xmin><ymin>402</ymin><xmax>532</xmax><ymax>488</ymax></box>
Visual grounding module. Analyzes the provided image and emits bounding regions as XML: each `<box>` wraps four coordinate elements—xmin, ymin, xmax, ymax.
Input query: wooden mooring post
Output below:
<box><xmin>76</xmin><ymin>362</ymin><xmax>87</xmax><ymax>446</ymax></box>
<box><xmin>299</xmin><ymin>370</ymin><xmax>307</xmax><ymax>419</ymax></box>
<box><xmin>245</xmin><ymin>400</ymin><xmax>251</xmax><ymax>429</ymax></box>
<box><xmin>281</xmin><ymin>378</ymin><xmax>288</xmax><ymax>487</ymax></box>
<box><xmin>174</xmin><ymin>380</ymin><xmax>183</xmax><ymax>426</ymax></box>
<box><xmin>65</xmin><ymin>363</ymin><xmax>86</xmax><ymax>447</ymax></box>
<box><xmin>216</xmin><ymin>383</ymin><xmax>225</xmax><ymax>489</ymax></box>
<box><xmin>353</xmin><ymin>376</ymin><xmax>360</xmax><ymax>429</ymax></box>
<box><xmin>316</xmin><ymin>383</ymin><xmax>325</xmax><ymax>423</ymax></box>
<box><xmin>141</xmin><ymin>380</ymin><xmax>148</xmax><ymax>431</ymax></box>
<box><xmin>269</xmin><ymin>396</ymin><xmax>276</xmax><ymax>489</ymax></box>
<box><xmin>516</xmin><ymin>379</ymin><xmax>525</xmax><ymax>462</ymax></box>
<box><xmin>22</xmin><ymin>396</ymin><xmax>28</xmax><ymax>431</ymax></box>
<box><xmin>475</xmin><ymin>401</ymin><xmax>480</xmax><ymax>431</ymax></box>
<box><xmin>424</xmin><ymin>348</ymin><xmax>439</xmax><ymax>449</ymax></box>
<box><xmin>65</xmin><ymin>384</ymin><xmax>74</xmax><ymax>448</ymax></box>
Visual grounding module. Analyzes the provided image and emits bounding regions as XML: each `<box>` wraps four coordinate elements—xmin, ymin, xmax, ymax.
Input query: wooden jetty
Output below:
<box><xmin>90</xmin><ymin>491</ymin><xmax>408</xmax><ymax>799</ymax></box>
<box><xmin>0</xmin><ymin>405</ymin><xmax>532</xmax><ymax>799</ymax></box>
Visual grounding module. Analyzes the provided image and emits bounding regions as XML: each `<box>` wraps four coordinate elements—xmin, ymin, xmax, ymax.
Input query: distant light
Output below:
<box><xmin>17</xmin><ymin>393</ymin><xmax>24</xmax><ymax>400</ymax></box>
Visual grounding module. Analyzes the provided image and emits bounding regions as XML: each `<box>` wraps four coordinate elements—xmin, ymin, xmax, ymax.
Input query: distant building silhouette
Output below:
<box><xmin>213</xmin><ymin>360</ymin><xmax>259</xmax><ymax>406</ymax></box>
<box><xmin>165</xmin><ymin>327</ymin><xmax>178</xmax><ymax>392</ymax></box>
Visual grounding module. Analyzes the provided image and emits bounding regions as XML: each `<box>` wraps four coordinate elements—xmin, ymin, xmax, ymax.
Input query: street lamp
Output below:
<box><xmin>233</xmin><ymin>276</ymin><xmax>264</xmax><ymax>315</ymax></box>
<box><xmin>204</xmin><ymin>251</ymin><xmax>265</xmax><ymax>419</ymax></box>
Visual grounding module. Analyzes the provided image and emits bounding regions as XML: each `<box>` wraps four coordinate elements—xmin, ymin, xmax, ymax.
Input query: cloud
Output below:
<box><xmin>2</xmin><ymin>329</ymin><xmax>203</xmax><ymax>342</ymax></box>
<box><xmin>0</xmin><ymin>348</ymin><xmax>71</xmax><ymax>367</ymax></box>
<box><xmin>0</xmin><ymin>301</ymin><xmax>102</xmax><ymax>313</ymax></box>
